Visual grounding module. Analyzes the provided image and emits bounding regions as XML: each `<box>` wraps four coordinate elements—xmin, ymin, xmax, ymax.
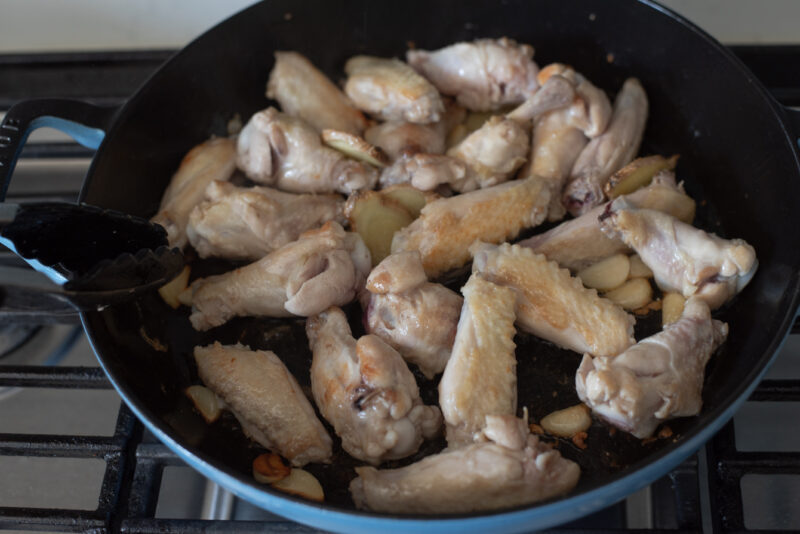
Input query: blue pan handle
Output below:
<box><xmin>0</xmin><ymin>98</ymin><xmax>118</xmax><ymax>201</ymax></box>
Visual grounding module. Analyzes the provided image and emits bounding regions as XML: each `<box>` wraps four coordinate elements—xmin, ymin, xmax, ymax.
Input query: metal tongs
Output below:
<box><xmin>0</xmin><ymin>202</ymin><xmax>184</xmax><ymax>309</ymax></box>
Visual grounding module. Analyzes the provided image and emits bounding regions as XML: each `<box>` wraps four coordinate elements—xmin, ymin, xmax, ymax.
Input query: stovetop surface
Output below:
<box><xmin>0</xmin><ymin>47</ymin><xmax>799</xmax><ymax>533</ymax></box>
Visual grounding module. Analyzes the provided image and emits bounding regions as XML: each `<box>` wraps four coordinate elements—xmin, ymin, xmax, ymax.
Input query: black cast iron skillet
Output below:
<box><xmin>2</xmin><ymin>1</ymin><xmax>799</xmax><ymax>532</ymax></box>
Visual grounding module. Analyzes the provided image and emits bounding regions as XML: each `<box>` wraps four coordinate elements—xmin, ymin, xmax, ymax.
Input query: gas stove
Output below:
<box><xmin>0</xmin><ymin>47</ymin><xmax>798</xmax><ymax>533</ymax></box>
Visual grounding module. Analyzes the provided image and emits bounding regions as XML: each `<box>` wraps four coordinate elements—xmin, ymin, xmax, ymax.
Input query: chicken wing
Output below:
<box><xmin>378</xmin><ymin>153</ymin><xmax>467</xmax><ymax>191</ymax></box>
<box><xmin>366</xmin><ymin>121</ymin><xmax>446</xmax><ymax>160</ymax></box>
<box><xmin>537</xmin><ymin>63</ymin><xmax>612</xmax><ymax>138</ymax></box>
<box><xmin>576</xmin><ymin>297</ymin><xmax>728</xmax><ymax>438</ymax></box>
<box><xmin>599</xmin><ymin>199</ymin><xmax>757</xmax><ymax>309</ymax></box>
<box><xmin>407</xmin><ymin>37</ymin><xmax>539</xmax><ymax>111</ymax></box>
<box><xmin>186</xmin><ymin>222</ymin><xmax>370</xmax><ymax>330</ymax></box>
<box><xmin>439</xmin><ymin>274</ymin><xmax>517</xmax><ymax>447</ymax></box>
<box><xmin>350</xmin><ymin>414</ymin><xmax>580</xmax><ymax>514</ymax></box>
<box><xmin>151</xmin><ymin>137</ymin><xmax>237</xmax><ymax>249</ymax></box>
<box><xmin>362</xmin><ymin>252</ymin><xmax>462</xmax><ymax>378</ymax></box>
<box><xmin>472</xmin><ymin>242</ymin><xmax>634</xmax><ymax>357</ymax></box>
<box><xmin>446</xmin><ymin>115</ymin><xmax>530</xmax><ymax>191</ymax></box>
<box><xmin>505</xmin><ymin>74</ymin><xmax>576</xmax><ymax>122</ymax></box>
<box><xmin>306</xmin><ymin>307</ymin><xmax>442</xmax><ymax>465</ymax></box>
<box><xmin>186</xmin><ymin>180</ymin><xmax>344</xmax><ymax>261</ymax></box>
<box><xmin>391</xmin><ymin>176</ymin><xmax>550</xmax><ymax>278</ymax></box>
<box><xmin>194</xmin><ymin>342</ymin><xmax>333</xmax><ymax>466</ymax></box>
<box><xmin>344</xmin><ymin>56</ymin><xmax>444</xmax><ymax>124</ymax></box>
<box><xmin>236</xmin><ymin>107</ymin><xmax>378</xmax><ymax>194</ymax></box>
<box><xmin>519</xmin><ymin>171</ymin><xmax>696</xmax><ymax>272</ymax></box>
<box><xmin>266</xmin><ymin>51</ymin><xmax>367</xmax><ymax>135</ymax></box>
<box><xmin>563</xmin><ymin>78</ymin><xmax>648</xmax><ymax>216</ymax></box>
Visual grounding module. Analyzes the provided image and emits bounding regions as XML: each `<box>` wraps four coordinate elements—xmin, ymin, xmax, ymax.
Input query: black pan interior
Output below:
<box><xmin>80</xmin><ymin>0</ymin><xmax>800</xmax><ymax>517</ymax></box>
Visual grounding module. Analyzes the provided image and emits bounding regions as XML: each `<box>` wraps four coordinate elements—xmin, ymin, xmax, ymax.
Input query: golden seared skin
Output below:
<box><xmin>186</xmin><ymin>180</ymin><xmax>344</xmax><ymax>261</ymax></box>
<box><xmin>471</xmin><ymin>242</ymin><xmax>635</xmax><ymax>357</ymax></box>
<box><xmin>194</xmin><ymin>342</ymin><xmax>333</xmax><ymax>466</ymax></box>
<box><xmin>306</xmin><ymin>307</ymin><xmax>442</xmax><ymax>465</ymax></box>
<box><xmin>151</xmin><ymin>137</ymin><xmax>237</xmax><ymax>249</ymax></box>
<box><xmin>576</xmin><ymin>298</ymin><xmax>728</xmax><ymax>438</ymax></box>
<box><xmin>344</xmin><ymin>56</ymin><xmax>445</xmax><ymax>124</ymax></box>
<box><xmin>407</xmin><ymin>37</ymin><xmax>539</xmax><ymax>111</ymax></box>
<box><xmin>186</xmin><ymin>222</ymin><xmax>371</xmax><ymax>330</ymax></box>
<box><xmin>391</xmin><ymin>177</ymin><xmax>550</xmax><ymax>278</ymax></box>
<box><xmin>599</xmin><ymin>199</ymin><xmax>758</xmax><ymax>310</ymax></box>
<box><xmin>266</xmin><ymin>51</ymin><xmax>368</xmax><ymax>135</ymax></box>
<box><xmin>438</xmin><ymin>275</ymin><xmax>518</xmax><ymax>447</ymax></box>
<box><xmin>519</xmin><ymin>171</ymin><xmax>696</xmax><ymax>272</ymax></box>
<box><xmin>563</xmin><ymin>78</ymin><xmax>648</xmax><ymax>216</ymax></box>
<box><xmin>350</xmin><ymin>414</ymin><xmax>580</xmax><ymax>514</ymax></box>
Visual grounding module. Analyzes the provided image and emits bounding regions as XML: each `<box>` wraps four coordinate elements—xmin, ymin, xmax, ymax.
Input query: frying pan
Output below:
<box><xmin>2</xmin><ymin>1</ymin><xmax>800</xmax><ymax>532</ymax></box>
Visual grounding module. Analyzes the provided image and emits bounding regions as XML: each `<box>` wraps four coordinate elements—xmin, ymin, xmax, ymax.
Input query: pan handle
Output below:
<box><xmin>0</xmin><ymin>98</ymin><xmax>118</xmax><ymax>201</ymax></box>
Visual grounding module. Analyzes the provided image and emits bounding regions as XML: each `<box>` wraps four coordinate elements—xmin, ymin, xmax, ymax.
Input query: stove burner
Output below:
<box><xmin>0</xmin><ymin>323</ymin><xmax>38</xmax><ymax>358</ymax></box>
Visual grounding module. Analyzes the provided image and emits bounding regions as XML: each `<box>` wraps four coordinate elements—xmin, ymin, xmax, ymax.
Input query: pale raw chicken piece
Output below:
<box><xmin>576</xmin><ymin>298</ymin><xmax>728</xmax><ymax>438</ymax></box>
<box><xmin>194</xmin><ymin>342</ymin><xmax>333</xmax><ymax>466</ymax></box>
<box><xmin>537</xmin><ymin>63</ymin><xmax>612</xmax><ymax>138</ymax></box>
<box><xmin>599</xmin><ymin>199</ymin><xmax>758</xmax><ymax>309</ymax></box>
<box><xmin>362</xmin><ymin>251</ymin><xmax>462</xmax><ymax>378</ymax></box>
<box><xmin>519</xmin><ymin>171</ymin><xmax>696</xmax><ymax>271</ymax></box>
<box><xmin>306</xmin><ymin>307</ymin><xmax>442</xmax><ymax>465</ymax></box>
<box><xmin>407</xmin><ymin>37</ymin><xmax>539</xmax><ymax>111</ymax></box>
<box><xmin>364</xmin><ymin>99</ymin><xmax>466</xmax><ymax>160</ymax></box>
<box><xmin>344</xmin><ymin>56</ymin><xmax>444</xmax><ymax>124</ymax></box>
<box><xmin>151</xmin><ymin>137</ymin><xmax>236</xmax><ymax>249</ymax></box>
<box><xmin>236</xmin><ymin>107</ymin><xmax>378</xmax><ymax>194</ymax></box>
<box><xmin>350</xmin><ymin>414</ymin><xmax>580</xmax><ymax>514</ymax></box>
<box><xmin>186</xmin><ymin>180</ymin><xmax>344</xmax><ymax>261</ymax></box>
<box><xmin>472</xmin><ymin>242</ymin><xmax>634</xmax><ymax>357</ymax></box>
<box><xmin>439</xmin><ymin>274</ymin><xmax>517</xmax><ymax>447</ymax></box>
<box><xmin>186</xmin><ymin>222</ymin><xmax>370</xmax><ymax>331</ymax></box>
<box><xmin>378</xmin><ymin>153</ymin><xmax>467</xmax><ymax>191</ymax></box>
<box><xmin>563</xmin><ymin>78</ymin><xmax>648</xmax><ymax>216</ymax></box>
<box><xmin>266</xmin><ymin>51</ymin><xmax>367</xmax><ymax>135</ymax></box>
<box><xmin>446</xmin><ymin>115</ymin><xmax>530</xmax><ymax>191</ymax></box>
<box><xmin>505</xmin><ymin>74</ymin><xmax>576</xmax><ymax>122</ymax></box>
<box><xmin>391</xmin><ymin>176</ymin><xmax>550</xmax><ymax>277</ymax></box>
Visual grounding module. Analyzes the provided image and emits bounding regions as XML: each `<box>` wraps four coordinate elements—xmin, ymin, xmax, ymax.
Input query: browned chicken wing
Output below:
<box><xmin>186</xmin><ymin>180</ymin><xmax>344</xmax><ymax>261</ymax></box>
<box><xmin>151</xmin><ymin>137</ymin><xmax>237</xmax><ymax>249</ymax></box>
<box><xmin>194</xmin><ymin>342</ymin><xmax>333</xmax><ymax>466</ymax></box>
<box><xmin>350</xmin><ymin>414</ymin><xmax>580</xmax><ymax>514</ymax></box>
<box><xmin>407</xmin><ymin>37</ymin><xmax>539</xmax><ymax>111</ymax></box>
<box><xmin>266</xmin><ymin>51</ymin><xmax>368</xmax><ymax>135</ymax></box>
<box><xmin>307</xmin><ymin>307</ymin><xmax>442</xmax><ymax>465</ymax></box>
<box><xmin>576</xmin><ymin>297</ymin><xmax>728</xmax><ymax>438</ymax></box>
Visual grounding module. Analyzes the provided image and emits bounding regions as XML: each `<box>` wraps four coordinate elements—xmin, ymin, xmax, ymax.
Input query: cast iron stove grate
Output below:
<box><xmin>0</xmin><ymin>47</ymin><xmax>799</xmax><ymax>533</ymax></box>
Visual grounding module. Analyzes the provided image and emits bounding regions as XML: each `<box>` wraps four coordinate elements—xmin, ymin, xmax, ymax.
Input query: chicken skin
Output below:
<box><xmin>446</xmin><ymin>115</ymin><xmax>530</xmax><ymax>191</ymax></box>
<box><xmin>344</xmin><ymin>56</ymin><xmax>444</xmax><ymax>124</ymax></box>
<box><xmin>599</xmin><ymin>198</ymin><xmax>758</xmax><ymax>309</ymax></box>
<box><xmin>186</xmin><ymin>180</ymin><xmax>344</xmax><ymax>261</ymax></box>
<box><xmin>350</xmin><ymin>414</ymin><xmax>580</xmax><ymax>514</ymax></box>
<box><xmin>391</xmin><ymin>176</ymin><xmax>550</xmax><ymax>278</ymax></box>
<box><xmin>378</xmin><ymin>153</ymin><xmax>467</xmax><ymax>191</ymax></box>
<box><xmin>407</xmin><ymin>37</ymin><xmax>539</xmax><ymax>111</ymax></box>
<box><xmin>439</xmin><ymin>274</ymin><xmax>518</xmax><ymax>447</ymax></box>
<box><xmin>366</xmin><ymin>121</ymin><xmax>447</xmax><ymax>161</ymax></box>
<box><xmin>194</xmin><ymin>342</ymin><xmax>333</xmax><ymax>466</ymax></box>
<box><xmin>505</xmin><ymin>73</ymin><xmax>576</xmax><ymax>123</ymax></box>
<box><xmin>520</xmin><ymin>171</ymin><xmax>696</xmax><ymax>272</ymax></box>
<box><xmin>266</xmin><ymin>51</ymin><xmax>368</xmax><ymax>135</ymax></box>
<box><xmin>236</xmin><ymin>107</ymin><xmax>378</xmax><ymax>194</ymax></box>
<box><xmin>362</xmin><ymin>252</ymin><xmax>462</xmax><ymax>378</ymax></box>
<box><xmin>536</xmin><ymin>63</ymin><xmax>612</xmax><ymax>138</ymax></box>
<box><xmin>306</xmin><ymin>307</ymin><xmax>442</xmax><ymax>465</ymax></box>
<box><xmin>151</xmin><ymin>137</ymin><xmax>237</xmax><ymax>249</ymax></box>
<box><xmin>472</xmin><ymin>242</ymin><xmax>635</xmax><ymax>357</ymax></box>
<box><xmin>576</xmin><ymin>298</ymin><xmax>728</xmax><ymax>438</ymax></box>
<box><xmin>186</xmin><ymin>222</ymin><xmax>370</xmax><ymax>330</ymax></box>
<box><xmin>563</xmin><ymin>78</ymin><xmax>648</xmax><ymax>216</ymax></box>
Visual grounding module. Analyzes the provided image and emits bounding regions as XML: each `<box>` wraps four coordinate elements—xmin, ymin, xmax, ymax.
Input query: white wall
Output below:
<box><xmin>0</xmin><ymin>0</ymin><xmax>797</xmax><ymax>52</ymax></box>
